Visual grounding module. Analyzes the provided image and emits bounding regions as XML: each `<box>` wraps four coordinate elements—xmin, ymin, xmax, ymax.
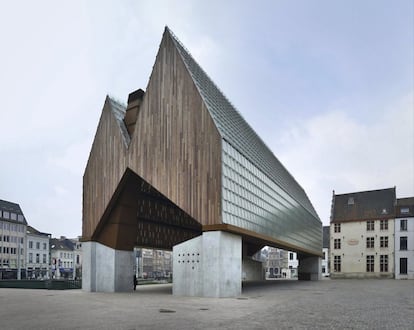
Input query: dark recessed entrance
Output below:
<box><xmin>92</xmin><ymin>169</ymin><xmax>202</xmax><ymax>251</ymax></box>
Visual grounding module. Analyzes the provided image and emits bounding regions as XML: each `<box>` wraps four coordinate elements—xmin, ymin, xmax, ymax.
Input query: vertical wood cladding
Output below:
<box><xmin>82</xmin><ymin>99</ymin><xmax>128</xmax><ymax>240</ymax></box>
<box><xmin>83</xmin><ymin>30</ymin><xmax>222</xmax><ymax>243</ymax></box>
<box><xmin>127</xmin><ymin>32</ymin><xmax>222</xmax><ymax>228</ymax></box>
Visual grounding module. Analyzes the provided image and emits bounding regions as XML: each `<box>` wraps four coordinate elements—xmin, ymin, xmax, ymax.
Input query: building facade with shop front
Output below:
<box><xmin>0</xmin><ymin>199</ymin><xmax>27</xmax><ymax>279</ymax></box>
<box><xmin>50</xmin><ymin>237</ymin><xmax>74</xmax><ymax>279</ymax></box>
<box><xmin>26</xmin><ymin>226</ymin><xmax>51</xmax><ymax>279</ymax></box>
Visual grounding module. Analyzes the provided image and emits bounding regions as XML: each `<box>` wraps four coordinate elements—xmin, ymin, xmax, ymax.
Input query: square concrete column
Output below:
<box><xmin>82</xmin><ymin>241</ymin><xmax>134</xmax><ymax>292</ymax></box>
<box><xmin>298</xmin><ymin>255</ymin><xmax>322</xmax><ymax>281</ymax></box>
<box><xmin>173</xmin><ymin>231</ymin><xmax>242</xmax><ymax>297</ymax></box>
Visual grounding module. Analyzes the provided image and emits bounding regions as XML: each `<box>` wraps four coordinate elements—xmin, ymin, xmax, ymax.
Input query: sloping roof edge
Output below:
<box><xmin>166</xmin><ymin>27</ymin><xmax>319</xmax><ymax>221</ymax></box>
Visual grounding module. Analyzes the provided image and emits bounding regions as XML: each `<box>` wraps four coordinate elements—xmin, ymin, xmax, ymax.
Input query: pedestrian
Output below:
<box><xmin>133</xmin><ymin>274</ymin><xmax>137</xmax><ymax>291</ymax></box>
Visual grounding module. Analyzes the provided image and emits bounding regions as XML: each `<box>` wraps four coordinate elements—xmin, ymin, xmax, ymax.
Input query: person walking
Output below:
<box><xmin>133</xmin><ymin>274</ymin><xmax>137</xmax><ymax>291</ymax></box>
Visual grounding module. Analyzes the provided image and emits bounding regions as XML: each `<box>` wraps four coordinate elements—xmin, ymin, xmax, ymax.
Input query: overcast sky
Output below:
<box><xmin>0</xmin><ymin>0</ymin><xmax>413</xmax><ymax>238</ymax></box>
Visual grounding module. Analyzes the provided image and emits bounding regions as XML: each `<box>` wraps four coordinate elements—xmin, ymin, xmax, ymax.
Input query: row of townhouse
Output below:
<box><xmin>0</xmin><ymin>198</ymin><xmax>82</xmax><ymax>280</ymax></box>
<box><xmin>134</xmin><ymin>247</ymin><xmax>172</xmax><ymax>279</ymax></box>
<box><xmin>264</xmin><ymin>247</ymin><xmax>299</xmax><ymax>279</ymax></box>
<box><xmin>329</xmin><ymin>187</ymin><xmax>414</xmax><ymax>279</ymax></box>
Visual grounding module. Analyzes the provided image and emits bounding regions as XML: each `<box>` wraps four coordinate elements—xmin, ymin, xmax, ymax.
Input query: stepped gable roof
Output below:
<box><xmin>396</xmin><ymin>197</ymin><xmax>414</xmax><ymax>217</ymax></box>
<box><xmin>331</xmin><ymin>187</ymin><xmax>396</xmax><ymax>223</ymax></box>
<box><xmin>0</xmin><ymin>199</ymin><xmax>27</xmax><ymax>224</ymax></box>
<box><xmin>166</xmin><ymin>27</ymin><xmax>319</xmax><ymax>220</ymax></box>
<box><xmin>322</xmin><ymin>226</ymin><xmax>330</xmax><ymax>248</ymax></box>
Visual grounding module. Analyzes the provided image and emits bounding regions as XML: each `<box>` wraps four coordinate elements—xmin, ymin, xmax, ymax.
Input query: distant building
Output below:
<box><xmin>322</xmin><ymin>226</ymin><xmax>330</xmax><ymax>277</ymax></box>
<box><xmin>395</xmin><ymin>197</ymin><xmax>414</xmax><ymax>279</ymax></box>
<box><xmin>135</xmin><ymin>247</ymin><xmax>172</xmax><ymax>279</ymax></box>
<box><xmin>330</xmin><ymin>188</ymin><xmax>395</xmax><ymax>278</ymax></box>
<box><xmin>286</xmin><ymin>251</ymin><xmax>298</xmax><ymax>278</ymax></box>
<box><xmin>265</xmin><ymin>247</ymin><xmax>288</xmax><ymax>278</ymax></box>
<box><xmin>50</xmin><ymin>237</ymin><xmax>74</xmax><ymax>279</ymax></box>
<box><xmin>72</xmin><ymin>238</ymin><xmax>82</xmax><ymax>279</ymax></box>
<box><xmin>0</xmin><ymin>199</ymin><xmax>27</xmax><ymax>279</ymax></box>
<box><xmin>26</xmin><ymin>226</ymin><xmax>51</xmax><ymax>279</ymax></box>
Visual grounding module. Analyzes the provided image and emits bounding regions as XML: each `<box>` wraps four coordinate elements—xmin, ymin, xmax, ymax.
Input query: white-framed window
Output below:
<box><xmin>334</xmin><ymin>223</ymin><xmax>341</xmax><ymax>233</ymax></box>
<box><xmin>334</xmin><ymin>256</ymin><xmax>341</xmax><ymax>272</ymax></box>
<box><xmin>334</xmin><ymin>238</ymin><xmax>341</xmax><ymax>249</ymax></box>
<box><xmin>366</xmin><ymin>237</ymin><xmax>374</xmax><ymax>248</ymax></box>
<box><xmin>380</xmin><ymin>255</ymin><xmax>388</xmax><ymax>272</ymax></box>
<box><xmin>380</xmin><ymin>236</ymin><xmax>388</xmax><ymax>248</ymax></box>
<box><xmin>366</xmin><ymin>255</ymin><xmax>374</xmax><ymax>272</ymax></box>
<box><xmin>400</xmin><ymin>237</ymin><xmax>407</xmax><ymax>250</ymax></box>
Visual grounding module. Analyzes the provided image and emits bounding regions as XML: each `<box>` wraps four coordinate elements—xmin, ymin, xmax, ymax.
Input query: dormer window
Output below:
<box><xmin>400</xmin><ymin>207</ymin><xmax>409</xmax><ymax>214</ymax></box>
<box><xmin>348</xmin><ymin>197</ymin><xmax>354</xmax><ymax>205</ymax></box>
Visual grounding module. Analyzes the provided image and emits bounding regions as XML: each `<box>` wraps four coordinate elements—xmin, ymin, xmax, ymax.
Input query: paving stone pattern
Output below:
<box><xmin>0</xmin><ymin>279</ymin><xmax>412</xmax><ymax>329</ymax></box>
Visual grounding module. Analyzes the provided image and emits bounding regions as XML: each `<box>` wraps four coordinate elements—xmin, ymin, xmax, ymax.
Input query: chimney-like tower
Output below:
<box><xmin>330</xmin><ymin>190</ymin><xmax>336</xmax><ymax>223</ymax></box>
<box><xmin>124</xmin><ymin>89</ymin><xmax>145</xmax><ymax>136</ymax></box>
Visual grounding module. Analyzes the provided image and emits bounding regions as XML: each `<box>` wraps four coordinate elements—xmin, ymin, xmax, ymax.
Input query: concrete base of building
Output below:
<box><xmin>173</xmin><ymin>231</ymin><xmax>242</xmax><ymax>297</ymax></box>
<box><xmin>298</xmin><ymin>256</ymin><xmax>321</xmax><ymax>280</ymax></box>
<box><xmin>82</xmin><ymin>241</ymin><xmax>134</xmax><ymax>292</ymax></box>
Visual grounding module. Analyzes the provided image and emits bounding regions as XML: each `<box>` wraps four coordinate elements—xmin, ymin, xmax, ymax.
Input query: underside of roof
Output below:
<box><xmin>167</xmin><ymin>28</ymin><xmax>319</xmax><ymax>221</ymax></box>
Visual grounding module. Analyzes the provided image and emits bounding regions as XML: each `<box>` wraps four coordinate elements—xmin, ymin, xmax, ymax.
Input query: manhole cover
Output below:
<box><xmin>159</xmin><ymin>309</ymin><xmax>176</xmax><ymax>313</ymax></box>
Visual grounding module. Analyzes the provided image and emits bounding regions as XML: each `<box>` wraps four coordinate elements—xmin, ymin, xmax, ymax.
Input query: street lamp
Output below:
<box><xmin>17</xmin><ymin>238</ymin><xmax>21</xmax><ymax>280</ymax></box>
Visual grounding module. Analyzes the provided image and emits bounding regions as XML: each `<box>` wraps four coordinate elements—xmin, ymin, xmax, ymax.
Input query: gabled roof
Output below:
<box><xmin>0</xmin><ymin>199</ymin><xmax>27</xmax><ymax>224</ymax></box>
<box><xmin>167</xmin><ymin>28</ymin><xmax>319</xmax><ymax>220</ymax></box>
<box><xmin>331</xmin><ymin>188</ymin><xmax>396</xmax><ymax>223</ymax></box>
<box><xmin>0</xmin><ymin>199</ymin><xmax>23</xmax><ymax>214</ymax></box>
<box><xmin>27</xmin><ymin>225</ymin><xmax>51</xmax><ymax>237</ymax></box>
<box><xmin>50</xmin><ymin>238</ymin><xmax>74</xmax><ymax>251</ymax></box>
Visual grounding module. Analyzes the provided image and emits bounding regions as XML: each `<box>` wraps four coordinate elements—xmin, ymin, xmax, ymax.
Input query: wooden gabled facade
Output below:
<box><xmin>83</xmin><ymin>29</ymin><xmax>222</xmax><ymax>251</ymax></box>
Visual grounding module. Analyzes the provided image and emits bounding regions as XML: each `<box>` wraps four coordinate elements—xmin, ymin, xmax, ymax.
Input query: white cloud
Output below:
<box><xmin>274</xmin><ymin>92</ymin><xmax>414</xmax><ymax>224</ymax></box>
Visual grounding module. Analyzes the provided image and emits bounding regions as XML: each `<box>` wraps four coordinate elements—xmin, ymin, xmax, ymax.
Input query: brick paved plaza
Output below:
<box><xmin>1</xmin><ymin>279</ymin><xmax>413</xmax><ymax>329</ymax></box>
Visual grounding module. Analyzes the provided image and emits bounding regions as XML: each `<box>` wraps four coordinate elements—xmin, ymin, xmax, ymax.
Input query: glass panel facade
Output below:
<box><xmin>221</xmin><ymin>140</ymin><xmax>321</xmax><ymax>253</ymax></box>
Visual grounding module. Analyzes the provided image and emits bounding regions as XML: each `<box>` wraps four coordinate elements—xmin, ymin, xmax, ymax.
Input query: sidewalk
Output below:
<box><xmin>0</xmin><ymin>279</ymin><xmax>413</xmax><ymax>329</ymax></box>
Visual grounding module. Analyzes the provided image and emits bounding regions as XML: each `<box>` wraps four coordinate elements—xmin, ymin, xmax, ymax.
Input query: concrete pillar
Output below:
<box><xmin>173</xmin><ymin>231</ymin><xmax>242</xmax><ymax>297</ymax></box>
<box><xmin>82</xmin><ymin>241</ymin><xmax>134</xmax><ymax>292</ymax></box>
<box><xmin>298</xmin><ymin>255</ymin><xmax>321</xmax><ymax>281</ymax></box>
<box><xmin>242</xmin><ymin>257</ymin><xmax>265</xmax><ymax>281</ymax></box>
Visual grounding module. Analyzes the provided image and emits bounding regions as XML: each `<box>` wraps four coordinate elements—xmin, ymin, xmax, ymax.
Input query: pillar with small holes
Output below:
<box><xmin>173</xmin><ymin>231</ymin><xmax>242</xmax><ymax>297</ymax></box>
